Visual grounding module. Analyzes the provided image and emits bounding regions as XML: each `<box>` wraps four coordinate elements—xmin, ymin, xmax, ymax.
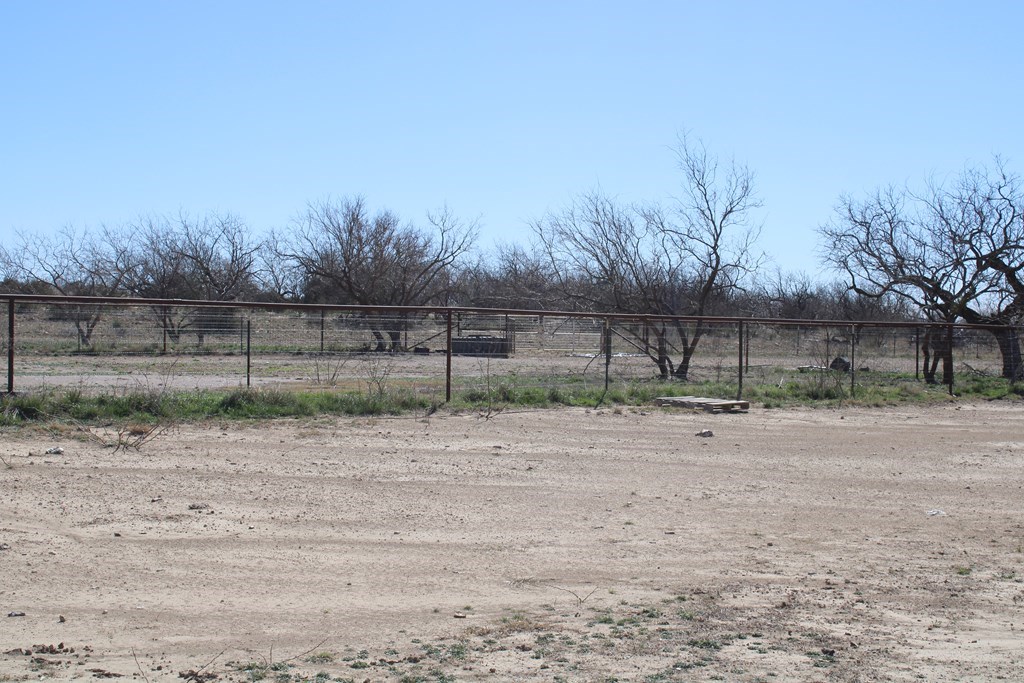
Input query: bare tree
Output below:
<box><xmin>535</xmin><ymin>136</ymin><xmax>762</xmax><ymax>380</ymax></box>
<box><xmin>13</xmin><ymin>225</ymin><xmax>138</xmax><ymax>348</ymax></box>
<box><xmin>173</xmin><ymin>212</ymin><xmax>261</xmax><ymax>302</ymax></box>
<box><xmin>938</xmin><ymin>163</ymin><xmax>1024</xmax><ymax>380</ymax></box>
<box><xmin>126</xmin><ymin>212</ymin><xmax>261</xmax><ymax>346</ymax></box>
<box><xmin>458</xmin><ymin>243</ymin><xmax>565</xmax><ymax>310</ymax></box>
<box><xmin>0</xmin><ymin>243</ymin><xmax>25</xmax><ymax>291</ymax></box>
<box><xmin>753</xmin><ymin>269</ymin><xmax>911</xmax><ymax>321</ymax></box>
<box><xmin>819</xmin><ymin>159</ymin><xmax>1024</xmax><ymax>382</ymax></box>
<box><xmin>757</xmin><ymin>270</ymin><xmax>825</xmax><ymax>320</ymax></box>
<box><xmin>253</xmin><ymin>237</ymin><xmax>304</xmax><ymax>302</ymax></box>
<box><xmin>275</xmin><ymin>196</ymin><xmax>478</xmax><ymax>350</ymax></box>
<box><xmin>171</xmin><ymin>212</ymin><xmax>261</xmax><ymax>345</ymax></box>
<box><xmin>127</xmin><ymin>217</ymin><xmax>192</xmax><ymax>343</ymax></box>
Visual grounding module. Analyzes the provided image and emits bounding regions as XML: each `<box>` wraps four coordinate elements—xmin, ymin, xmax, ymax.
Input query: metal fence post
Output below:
<box><xmin>246</xmin><ymin>319</ymin><xmax>252</xmax><ymax>388</ymax></box>
<box><xmin>604</xmin><ymin>318</ymin><xmax>612</xmax><ymax>392</ymax></box>
<box><xmin>850</xmin><ymin>324</ymin><xmax>857</xmax><ymax>398</ymax></box>
<box><xmin>947</xmin><ymin>323</ymin><xmax>954</xmax><ymax>396</ymax></box>
<box><xmin>736</xmin><ymin>321</ymin><xmax>744</xmax><ymax>400</ymax></box>
<box><xmin>445</xmin><ymin>310</ymin><xmax>453</xmax><ymax>402</ymax></box>
<box><xmin>6</xmin><ymin>298</ymin><xmax>14</xmax><ymax>394</ymax></box>
<box><xmin>320</xmin><ymin>308</ymin><xmax>325</xmax><ymax>353</ymax></box>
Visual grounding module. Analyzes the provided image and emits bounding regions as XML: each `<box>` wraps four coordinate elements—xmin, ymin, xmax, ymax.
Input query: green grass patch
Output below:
<box><xmin>0</xmin><ymin>387</ymin><xmax>437</xmax><ymax>425</ymax></box>
<box><xmin>2</xmin><ymin>369</ymin><xmax>1020</xmax><ymax>425</ymax></box>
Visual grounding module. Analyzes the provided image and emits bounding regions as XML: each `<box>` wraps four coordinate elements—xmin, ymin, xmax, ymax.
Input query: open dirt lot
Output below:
<box><xmin>2</xmin><ymin>403</ymin><xmax>1023</xmax><ymax>681</ymax></box>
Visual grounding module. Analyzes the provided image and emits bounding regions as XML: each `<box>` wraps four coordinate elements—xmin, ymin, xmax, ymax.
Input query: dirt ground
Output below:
<box><xmin>2</xmin><ymin>403</ymin><xmax>1023</xmax><ymax>682</ymax></box>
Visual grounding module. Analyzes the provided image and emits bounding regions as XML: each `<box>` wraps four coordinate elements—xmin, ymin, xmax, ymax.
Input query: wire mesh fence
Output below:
<box><xmin>2</xmin><ymin>296</ymin><xmax>1020</xmax><ymax>402</ymax></box>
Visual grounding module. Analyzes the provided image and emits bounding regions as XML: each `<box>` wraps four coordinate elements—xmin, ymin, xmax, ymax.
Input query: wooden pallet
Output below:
<box><xmin>654</xmin><ymin>396</ymin><xmax>750</xmax><ymax>413</ymax></box>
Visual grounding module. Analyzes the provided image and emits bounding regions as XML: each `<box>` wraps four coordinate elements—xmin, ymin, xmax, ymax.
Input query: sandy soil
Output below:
<box><xmin>2</xmin><ymin>403</ymin><xmax>1023</xmax><ymax>681</ymax></box>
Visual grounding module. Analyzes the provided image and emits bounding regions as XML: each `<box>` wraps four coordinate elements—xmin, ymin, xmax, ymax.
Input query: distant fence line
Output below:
<box><xmin>2</xmin><ymin>293</ymin><xmax>1020</xmax><ymax>400</ymax></box>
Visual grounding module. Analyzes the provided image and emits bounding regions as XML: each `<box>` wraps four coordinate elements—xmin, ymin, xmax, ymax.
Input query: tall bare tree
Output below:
<box><xmin>819</xmin><ymin>159</ymin><xmax>1024</xmax><ymax>382</ymax></box>
<box><xmin>172</xmin><ymin>212</ymin><xmax>261</xmax><ymax>302</ymax></box>
<box><xmin>124</xmin><ymin>217</ymin><xmax>191</xmax><ymax>344</ymax></box>
<box><xmin>126</xmin><ymin>212</ymin><xmax>261</xmax><ymax>345</ymax></box>
<box><xmin>12</xmin><ymin>225</ymin><xmax>138</xmax><ymax>347</ymax></box>
<box><xmin>275</xmin><ymin>196</ymin><xmax>477</xmax><ymax>350</ymax></box>
<box><xmin>171</xmin><ymin>212</ymin><xmax>262</xmax><ymax>344</ymax></box>
<box><xmin>535</xmin><ymin>136</ymin><xmax>762</xmax><ymax>379</ymax></box>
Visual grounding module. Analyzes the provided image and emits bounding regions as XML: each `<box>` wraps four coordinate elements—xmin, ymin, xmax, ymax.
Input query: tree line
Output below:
<box><xmin>2</xmin><ymin>137</ymin><xmax>1021</xmax><ymax>381</ymax></box>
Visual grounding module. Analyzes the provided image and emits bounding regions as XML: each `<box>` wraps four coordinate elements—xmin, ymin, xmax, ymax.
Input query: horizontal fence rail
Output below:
<box><xmin>2</xmin><ymin>294</ymin><xmax>1021</xmax><ymax>403</ymax></box>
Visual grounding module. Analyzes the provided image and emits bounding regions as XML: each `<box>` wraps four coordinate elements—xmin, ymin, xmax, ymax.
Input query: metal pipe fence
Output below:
<box><xmin>2</xmin><ymin>295</ymin><xmax>1020</xmax><ymax>401</ymax></box>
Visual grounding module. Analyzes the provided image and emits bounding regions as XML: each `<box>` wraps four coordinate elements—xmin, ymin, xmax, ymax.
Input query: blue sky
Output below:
<box><xmin>3</xmin><ymin>1</ymin><xmax>1022</xmax><ymax>276</ymax></box>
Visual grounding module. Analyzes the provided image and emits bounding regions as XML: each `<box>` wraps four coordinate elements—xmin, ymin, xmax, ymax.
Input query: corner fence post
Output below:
<box><xmin>445</xmin><ymin>310</ymin><xmax>453</xmax><ymax>402</ymax></box>
<box><xmin>7</xmin><ymin>298</ymin><xmax>14</xmax><ymax>394</ymax></box>
<box><xmin>736</xmin><ymin>321</ymin><xmax>744</xmax><ymax>401</ymax></box>
<box><xmin>246</xmin><ymin>318</ymin><xmax>252</xmax><ymax>388</ymax></box>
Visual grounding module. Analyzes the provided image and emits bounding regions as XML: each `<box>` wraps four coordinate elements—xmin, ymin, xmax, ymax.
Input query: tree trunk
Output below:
<box><xmin>672</xmin><ymin>342</ymin><xmax>699</xmax><ymax>381</ymax></box>
<box><xmin>74</xmin><ymin>315</ymin><xmax>101</xmax><ymax>349</ymax></box>
<box><xmin>387</xmin><ymin>328</ymin><xmax>402</xmax><ymax>352</ymax></box>
<box><xmin>656</xmin><ymin>332</ymin><xmax>670</xmax><ymax>379</ymax></box>
<box><xmin>629</xmin><ymin>324</ymin><xmax>672</xmax><ymax>379</ymax></box>
<box><xmin>157</xmin><ymin>309</ymin><xmax>182</xmax><ymax>344</ymax></box>
<box><xmin>942</xmin><ymin>331</ymin><xmax>954</xmax><ymax>386</ymax></box>
<box><xmin>921</xmin><ymin>328</ymin><xmax>952</xmax><ymax>384</ymax></box>
<box><xmin>64</xmin><ymin>305</ymin><xmax>102</xmax><ymax>349</ymax></box>
<box><xmin>922</xmin><ymin>352</ymin><xmax>937</xmax><ymax>384</ymax></box>
<box><xmin>370</xmin><ymin>328</ymin><xmax>387</xmax><ymax>352</ymax></box>
<box><xmin>959</xmin><ymin>309</ymin><xmax>1024</xmax><ymax>382</ymax></box>
<box><xmin>991</xmin><ymin>327</ymin><xmax>1024</xmax><ymax>381</ymax></box>
<box><xmin>670</xmin><ymin>321</ymin><xmax>704</xmax><ymax>382</ymax></box>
